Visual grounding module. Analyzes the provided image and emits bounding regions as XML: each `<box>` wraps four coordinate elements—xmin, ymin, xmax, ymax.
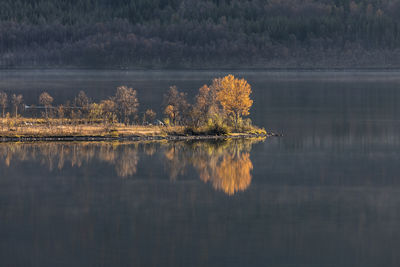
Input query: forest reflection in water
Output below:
<box><xmin>0</xmin><ymin>138</ymin><xmax>264</xmax><ymax>195</ymax></box>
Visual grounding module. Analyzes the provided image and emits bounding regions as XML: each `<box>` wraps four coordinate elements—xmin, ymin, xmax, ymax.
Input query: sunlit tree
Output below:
<box><xmin>88</xmin><ymin>103</ymin><xmax>103</xmax><ymax>122</ymax></box>
<box><xmin>163</xmin><ymin>86</ymin><xmax>190</xmax><ymax>125</ymax></box>
<box><xmin>114</xmin><ymin>86</ymin><xmax>139</xmax><ymax>125</ymax></box>
<box><xmin>143</xmin><ymin>109</ymin><xmax>156</xmax><ymax>124</ymax></box>
<box><xmin>164</xmin><ymin>104</ymin><xmax>178</xmax><ymax>125</ymax></box>
<box><xmin>74</xmin><ymin>90</ymin><xmax>90</xmax><ymax>119</ymax></box>
<box><xmin>57</xmin><ymin>105</ymin><xmax>65</xmax><ymax>122</ymax></box>
<box><xmin>100</xmin><ymin>99</ymin><xmax>117</xmax><ymax>124</ymax></box>
<box><xmin>0</xmin><ymin>91</ymin><xmax>7</xmax><ymax>117</ymax></box>
<box><xmin>192</xmin><ymin>84</ymin><xmax>217</xmax><ymax>126</ymax></box>
<box><xmin>11</xmin><ymin>94</ymin><xmax>23</xmax><ymax>118</ymax></box>
<box><xmin>39</xmin><ymin>92</ymin><xmax>54</xmax><ymax>118</ymax></box>
<box><xmin>215</xmin><ymin>74</ymin><xmax>253</xmax><ymax>129</ymax></box>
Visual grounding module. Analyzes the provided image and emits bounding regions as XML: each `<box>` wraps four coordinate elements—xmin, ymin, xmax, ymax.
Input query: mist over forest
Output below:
<box><xmin>1</xmin><ymin>0</ymin><xmax>400</xmax><ymax>68</ymax></box>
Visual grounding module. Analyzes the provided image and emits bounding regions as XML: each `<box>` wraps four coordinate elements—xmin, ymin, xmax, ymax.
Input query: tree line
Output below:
<box><xmin>0</xmin><ymin>86</ymin><xmax>141</xmax><ymax>125</ymax></box>
<box><xmin>1</xmin><ymin>0</ymin><xmax>400</xmax><ymax>68</ymax></box>
<box><xmin>0</xmin><ymin>74</ymin><xmax>255</xmax><ymax>132</ymax></box>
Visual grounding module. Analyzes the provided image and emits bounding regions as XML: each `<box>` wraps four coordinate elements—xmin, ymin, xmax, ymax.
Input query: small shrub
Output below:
<box><xmin>108</xmin><ymin>128</ymin><xmax>119</xmax><ymax>137</ymax></box>
<box><xmin>184</xmin><ymin>122</ymin><xmax>229</xmax><ymax>136</ymax></box>
<box><xmin>206</xmin><ymin>123</ymin><xmax>229</xmax><ymax>135</ymax></box>
<box><xmin>163</xmin><ymin>118</ymin><xmax>170</xmax><ymax>126</ymax></box>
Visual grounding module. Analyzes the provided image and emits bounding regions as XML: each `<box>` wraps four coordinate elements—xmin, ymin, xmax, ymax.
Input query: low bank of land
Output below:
<box><xmin>0</xmin><ymin>118</ymin><xmax>272</xmax><ymax>142</ymax></box>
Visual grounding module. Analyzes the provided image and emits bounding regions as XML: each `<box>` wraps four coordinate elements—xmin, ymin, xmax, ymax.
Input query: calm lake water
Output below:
<box><xmin>1</xmin><ymin>70</ymin><xmax>400</xmax><ymax>267</ymax></box>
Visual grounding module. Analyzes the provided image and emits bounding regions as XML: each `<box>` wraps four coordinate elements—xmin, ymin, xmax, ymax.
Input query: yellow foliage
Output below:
<box><xmin>215</xmin><ymin>74</ymin><xmax>253</xmax><ymax>127</ymax></box>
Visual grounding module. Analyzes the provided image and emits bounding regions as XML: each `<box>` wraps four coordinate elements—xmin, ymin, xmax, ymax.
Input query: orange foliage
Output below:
<box><xmin>215</xmin><ymin>74</ymin><xmax>253</xmax><ymax>127</ymax></box>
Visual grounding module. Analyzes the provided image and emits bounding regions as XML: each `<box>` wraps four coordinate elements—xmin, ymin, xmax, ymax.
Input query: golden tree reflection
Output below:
<box><xmin>213</xmin><ymin>153</ymin><xmax>253</xmax><ymax>195</ymax></box>
<box><xmin>0</xmin><ymin>137</ymin><xmax>264</xmax><ymax>194</ymax></box>
<box><xmin>163</xmin><ymin>138</ymin><xmax>263</xmax><ymax>195</ymax></box>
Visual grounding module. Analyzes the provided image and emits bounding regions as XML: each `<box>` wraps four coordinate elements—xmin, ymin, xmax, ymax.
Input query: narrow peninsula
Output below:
<box><xmin>0</xmin><ymin>75</ymin><xmax>274</xmax><ymax>142</ymax></box>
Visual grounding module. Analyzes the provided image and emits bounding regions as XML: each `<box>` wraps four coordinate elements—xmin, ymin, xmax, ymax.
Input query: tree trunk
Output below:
<box><xmin>234</xmin><ymin>112</ymin><xmax>239</xmax><ymax>131</ymax></box>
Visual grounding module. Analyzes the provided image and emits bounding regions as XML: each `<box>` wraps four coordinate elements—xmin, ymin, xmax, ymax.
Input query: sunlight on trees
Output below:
<box><xmin>39</xmin><ymin>92</ymin><xmax>54</xmax><ymax>118</ymax></box>
<box><xmin>143</xmin><ymin>109</ymin><xmax>156</xmax><ymax>124</ymax></box>
<box><xmin>88</xmin><ymin>103</ymin><xmax>103</xmax><ymax>122</ymax></box>
<box><xmin>11</xmin><ymin>94</ymin><xmax>23</xmax><ymax>118</ymax></box>
<box><xmin>163</xmin><ymin>86</ymin><xmax>189</xmax><ymax>125</ymax></box>
<box><xmin>57</xmin><ymin>105</ymin><xmax>65</xmax><ymax>120</ymax></box>
<box><xmin>100</xmin><ymin>99</ymin><xmax>117</xmax><ymax>124</ymax></box>
<box><xmin>0</xmin><ymin>75</ymin><xmax>264</xmax><ymax>137</ymax></box>
<box><xmin>0</xmin><ymin>92</ymin><xmax>7</xmax><ymax>118</ymax></box>
<box><xmin>115</xmin><ymin>86</ymin><xmax>139</xmax><ymax>125</ymax></box>
<box><xmin>215</xmin><ymin>74</ymin><xmax>253</xmax><ymax>128</ymax></box>
<box><xmin>192</xmin><ymin>84</ymin><xmax>215</xmax><ymax>126</ymax></box>
<box><xmin>74</xmin><ymin>91</ymin><xmax>90</xmax><ymax>118</ymax></box>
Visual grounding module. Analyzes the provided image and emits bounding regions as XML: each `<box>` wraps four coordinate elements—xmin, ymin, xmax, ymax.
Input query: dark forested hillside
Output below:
<box><xmin>1</xmin><ymin>0</ymin><xmax>400</xmax><ymax>68</ymax></box>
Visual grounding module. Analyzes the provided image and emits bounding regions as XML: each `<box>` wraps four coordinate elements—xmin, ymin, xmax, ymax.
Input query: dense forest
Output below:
<box><xmin>1</xmin><ymin>0</ymin><xmax>400</xmax><ymax>68</ymax></box>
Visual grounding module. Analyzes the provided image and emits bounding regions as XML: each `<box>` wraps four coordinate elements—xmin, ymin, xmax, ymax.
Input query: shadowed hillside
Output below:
<box><xmin>1</xmin><ymin>0</ymin><xmax>400</xmax><ymax>68</ymax></box>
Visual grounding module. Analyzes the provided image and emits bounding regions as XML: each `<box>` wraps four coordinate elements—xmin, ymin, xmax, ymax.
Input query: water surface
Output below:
<box><xmin>1</xmin><ymin>70</ymin><xmax>400</xmax><ymax>267</ymax></box>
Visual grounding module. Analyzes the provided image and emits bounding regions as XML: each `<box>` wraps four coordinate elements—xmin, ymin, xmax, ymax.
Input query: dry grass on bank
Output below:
<box><xmin>0</xmin><ymin>118</ymin><xmax>266</xmax><ymax>138</ymax></box>
<box><xmin>0</xmin><ymin>118</ymin><xmax>177</xmax><ymax>137</ymax></box>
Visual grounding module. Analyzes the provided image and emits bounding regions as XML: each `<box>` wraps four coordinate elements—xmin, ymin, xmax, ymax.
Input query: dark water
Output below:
<box><xmin>1</xmin><ymin>70</ymin><xmax>400</xmax><ymax>267</ymax></box>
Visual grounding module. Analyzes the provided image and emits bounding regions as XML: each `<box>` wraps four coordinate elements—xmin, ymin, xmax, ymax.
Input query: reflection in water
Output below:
<box><xmin>0</xmin><ymin>143</ymin><xmax>140</xmax><ymax>178</ymax></box>
<box><xmin>214</xmin><ymin>153</ymin><xmax>252</xmax><ymax>195</ymax></box>
<box><xmin>0</xmin><ymin>138</ymin><xmax>263</xmax><ymax>194</ymax></box>
<box><xmin>163</xmin><ymin>139</ymin><xmax>260</xmax><ymax>195</ymax></box>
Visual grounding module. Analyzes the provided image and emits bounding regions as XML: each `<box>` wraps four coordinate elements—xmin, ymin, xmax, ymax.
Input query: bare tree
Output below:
<box><xmin>74</xmin><ymin>90</ymin><xmax>90</xmax><ymax>119</ymax></box>
<box><xmin>114</xmin><ymin>86</ymin><xmax>139</xmax><ymax>125</ymax></box>
<box><xmin>163</xmin><ymin>86</ymin><xmax>190</xmax><ymax>125</ymax></box>
<box><xmin>11</xmin><ymin>94</ymin><xmax>23</xmax><ymax>118</ymax></box>
<box><xmin>39</xmin><ymin>92</ymin><xmax>54</xmax><ymax>118</ymax></box>
<box><xmin>143</xmin><ymin>109</ymin><xmax>156</xmax><ymax>124</ymax></box>
<box><xmin>0</xmin><ymin>91</ymin><xmax>7</xmax><ymax>117</ymax></box>
<box><xmin>192</xmin><ymin>84</ymin><xmax>216</xmax><ymax>126</ymax></box>
<box><xmin>57</xmin><ymin>105</ymin><xmax>65</xmax><ymax>123</ymax></box>
<box><xmin>100</xmin><ymin>99</ymin><xmax>117</xmax><ymax>125</ymax></box>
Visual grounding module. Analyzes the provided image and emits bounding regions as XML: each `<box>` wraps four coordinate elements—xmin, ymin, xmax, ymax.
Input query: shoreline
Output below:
<box><xmin>0</xmin><ymin>132</ymin><xmax>277</xmax><ymax>143</ymax></box>
<box><xmin>0</xmin><ymin>118</ymin><xmax>273</xmax><ymax>143</ymax></box>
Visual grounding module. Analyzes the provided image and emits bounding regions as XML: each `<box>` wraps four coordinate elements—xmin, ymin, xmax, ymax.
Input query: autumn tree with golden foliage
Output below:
<box><xmin>215</xmin><ymin>74</ymin><xmax>253</xmax><ymax>129</ymax></box>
